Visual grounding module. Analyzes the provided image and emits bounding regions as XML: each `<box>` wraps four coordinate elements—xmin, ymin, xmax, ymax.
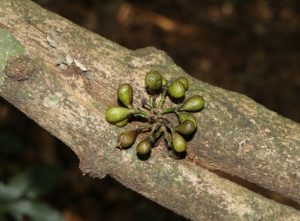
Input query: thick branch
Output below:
<box><xmin>0</xmin><ymin>0</ymin><xmax>299</xmax><ymax>220</ymax></box>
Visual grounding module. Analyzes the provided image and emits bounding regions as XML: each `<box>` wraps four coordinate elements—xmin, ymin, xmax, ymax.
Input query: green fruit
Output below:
<box><xmin>175</xmin><ymin>120</ymin><xmax>196</xmax><ymax>135</ymax></box>
<box><xmin>145</xmin><ymin>71</ymin><xmax>162</xmax><ymax>93</ymax></box>
<box><xmin>115</xmin><ymin>119</ymin><xmax>128</xmax><ymax>127</ymax></box>
<box><xmin>177</xmin><ymin>113</ymin><xmax>197</xmax><ymax>127</ymax></box>
<box><xmin>175</xmin><ymin>77</ymin><xmax>189</xmax><ymax>91</ymax></box>
<box><xmin>105</xmin><ymin>107</ymin><xmax>133</xmax><ymax>124</ymax></box>
<box><xmin>117</xmin><ymin>83</ymin><xmax>133</xmax><ymax>108</ymax></box>
<box><xmin>136</xmin><ymin>139</ymin><xmax>152</xmax><ymax>155</ymax></box>
<box><xmin>171</xmin><ymin>132</ymin><xmax>187</xmax><ymax>153</ymax></box>
<box><xmin>168</xmin><ymin>81</ymin><xmax>185</xmax><ymax>99</ymax></box>
<box><xmin>180</xmin><ymin>95</ymin><xmax>205</xmax><ymax>112</ymax></box>
<box><xmin>118</xmin><ymin>130</ymin><xmax>138</xmax><ymax>149</ymax></box>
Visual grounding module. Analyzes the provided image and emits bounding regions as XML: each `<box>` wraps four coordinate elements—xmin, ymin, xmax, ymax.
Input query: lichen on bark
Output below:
<box><xmin>0</xmin><ymin>28</ymin><xmax>26</xmax><ymax>84</ymax></box>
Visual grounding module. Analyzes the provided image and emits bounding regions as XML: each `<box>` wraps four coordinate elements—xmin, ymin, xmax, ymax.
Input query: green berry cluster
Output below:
<box><xmin>105</xmin><ymin>71</ymin><xmax>205</xmax><ymax>160</ymax></box>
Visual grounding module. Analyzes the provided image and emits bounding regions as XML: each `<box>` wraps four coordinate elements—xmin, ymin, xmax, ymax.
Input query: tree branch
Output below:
<box><xmin>0</xmin><ymin>0</ymin><xmax>299</xmax><ymax>220</ymax></box>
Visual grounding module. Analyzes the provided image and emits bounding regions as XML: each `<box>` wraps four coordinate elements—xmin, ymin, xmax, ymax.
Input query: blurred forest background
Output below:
<box><xmin>0</xmin><ymin>0</ymin><xmax>299</xmax><ymax>220</ymax></box>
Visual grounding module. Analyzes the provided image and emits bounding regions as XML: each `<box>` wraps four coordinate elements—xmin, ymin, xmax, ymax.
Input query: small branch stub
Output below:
<box><xmin>4</xmin><ymin>55</ymin><xmax>38</xmax><ymax>81</ymax></box>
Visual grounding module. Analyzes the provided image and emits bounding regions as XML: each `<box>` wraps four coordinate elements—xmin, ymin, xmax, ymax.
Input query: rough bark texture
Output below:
<box><xmin>0</xmin><ymin>0</ymin><xmax>299</xmax><ymax>220</ymax></box>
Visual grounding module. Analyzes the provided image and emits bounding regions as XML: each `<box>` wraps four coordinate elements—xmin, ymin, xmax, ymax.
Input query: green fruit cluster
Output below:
<box><xmin>105</xmin><ymin>71</ymin><xmax>205</xmax><ymax>160</ymax></box>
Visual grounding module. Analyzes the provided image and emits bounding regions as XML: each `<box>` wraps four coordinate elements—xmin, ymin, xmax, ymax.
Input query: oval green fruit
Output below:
<box><xmin>175</xmin><ymin>120</ymin><xmax>196</xmax><ymax>136</ymax></box>
<box><xmin>171</xmin><ymin>132</ymin><xmax>187</xmax><ymax>153</ymax></box>
<box><xmin>168</xmin><ymin>81</ymin><xmax>185</xmax><ymax>99</ymax></box>
<box><xmin>175</xmin><ymin>77</ymin><xmax>189</xmax><ymax>91</ymax></box>
<box><xmin>115</xmin><ymin>119</ymin><xmax>128</xmax><ymax>127</ymax></box>
<box><xmin>117</xmin><ymin>83</ymin><xmax>133</xmax><ymax>108</ymax></box>
<box><xmin>105</xmin><ymin>106</ymin><xmax>133</xmax><ymax>124</ymax></box>
<box><xmin>136</xmin><ymin>139</ymin><xmax>152</xmax><ymax>155</ymax></box>
<box><xmin>118</xmin><ymin>130</ymin><xmax>138</xmax><ymax>149</ymax></box>
<box><xmin>145</xmin><ymin>71</ymin><xmax>162</xmax><ymax>93</ymax></box>
<box><xmin>177</xmin><ymin>113</ymin><xmax>197</xmax><ymax>127</ymax></box>
<box><xmin>181</xmin><ymin>95</ymin><xmax>205</xmax><ymax>112</ymax></box>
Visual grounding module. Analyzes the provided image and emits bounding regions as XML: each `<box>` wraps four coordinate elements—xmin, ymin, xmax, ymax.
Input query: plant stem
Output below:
<box><xmin>137</xmin><ymin>124</ymin><xmax>153</xmax><ymax>133</ymax></box>
<box><xmin>133</xmin><ymin>110</ymin><xmax>150</xmax><ymax>119</ymax></box>
<box><xmin>149</xmin><ymin>95</ymin><xmax>157</xmax><ymax>109</ymax></box>
<box><xmin>150</xmin><ymin>127</ymin><xmax>163</xmax><ymax>144</ymax></box>
<box><xmin>159</xmin><ymin>88</ymin><xmax>167</xmax><ymax>107</ymax></box>
<box><xmin>142</xmin><ymin>104</ymin><xmax>151</xmax><ymax>111</ymax></box>
<box><xmin>162</xmin><ymin>126</ymin><xmax>172</xmax><ymax>147</ymax></box>
<box><xmin>150</xmin><ymin>123</ymin><xmax>159</xmax><ymax>136</ymax></box>
<box><xmin>162</xmin><ymin>107</ymin><xmax>176</xmax><ymax>114</ymax></box>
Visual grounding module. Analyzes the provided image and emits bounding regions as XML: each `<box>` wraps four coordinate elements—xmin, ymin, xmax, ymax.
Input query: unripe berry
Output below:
<box><xmin>180</xmin><ymin>95</ymin><xmax>205</xmax><ymax>112</ymax></box>
<box><xmin>115</xmin><ymin>119</ymin><xmax>128</xmax><ymax>127</ymax></box>
<box><xmin>175</xmin><ymin>77</ymin><xmax>189</xmax><ymax>91</ymax></box>
<box><xmin>168</xmin><ymin>81</ymin><xmax>185</xmax><ymax>99</ymax></box>
<box><xmin>177</xmin><ymin>113</ymin><xmax>197</xmax><ymax>127</ymax></box>
<box><xmin>171</xmin><ymin>132</ymin><xmax>187</xmax><ymax>153</ymax></box>
<box><xmin>105</xmin><ymin>107</ymin><xmax>133</xmax><ymax>124</ymax></box>
<box><xmin>136</xmin><ymin>139</ymin><xmax>152</xmax><ymax>156</ymax></box>
<box><xmin>145</xmin><ymin>71</ymin><xmax>162</xmax><ymax>93</ymax></box>
<box><xmin>118</xmin><ymin>130</ymin><xmax>138</xmax><ymax>149</ymax></box>
<box><xmin>175</xmin><ymin>120</ymin><xmax>196</xmax><ymax>136</ymax></box>
<box><xmin>117</xmin><ymin>83</ymin><xmax>133</xmax><ymax>108</ymax></box>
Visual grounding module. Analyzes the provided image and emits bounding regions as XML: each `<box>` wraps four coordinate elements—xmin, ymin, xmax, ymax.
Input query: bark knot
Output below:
<box><xmin>4</xmin><ymin>55</ymin><xmax>38</xmax><ymax>81</ymax></box>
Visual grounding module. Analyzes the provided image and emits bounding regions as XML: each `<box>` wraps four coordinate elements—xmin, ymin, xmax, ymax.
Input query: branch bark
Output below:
<box><xmin>0</xmin><ymin>0</ymin><xmax>299</xmax><ymax>220</ymax></box>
